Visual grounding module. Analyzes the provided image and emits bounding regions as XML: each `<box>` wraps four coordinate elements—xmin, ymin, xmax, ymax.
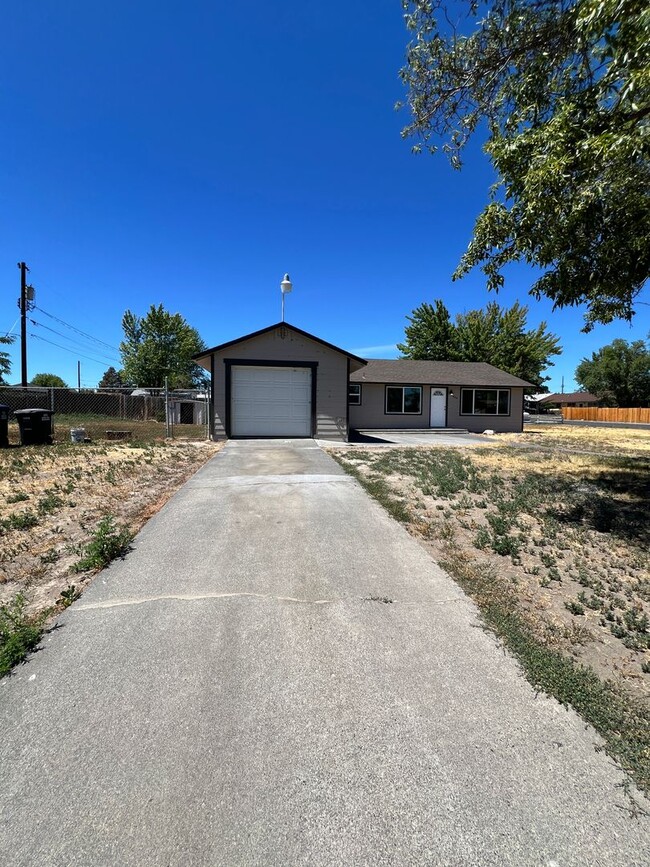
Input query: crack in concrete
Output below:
<box><xmin>186</xmin><ymin>473</ymin><xmax>354</xmax><ymax>488</ymax></box>
<box><xmin>72</xmin><ymin>592</ymin><xmax>335</xmax><ymax>611</ymax></box>
<box><xmin>70</xmin><ymin>593</ymin><xmax>463</xmax><ymax>612</ymax></box>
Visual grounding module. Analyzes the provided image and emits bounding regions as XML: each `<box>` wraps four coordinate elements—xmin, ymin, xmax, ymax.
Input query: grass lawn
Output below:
<box><xmin>0</xmin><ymin>438</ymin><xmax>221</xmax><ymax>676</ymax></box>
<box><xmin>329</xmin><ymin>425</ymin><xmax>650</xmax><ymax>795</ymax></box>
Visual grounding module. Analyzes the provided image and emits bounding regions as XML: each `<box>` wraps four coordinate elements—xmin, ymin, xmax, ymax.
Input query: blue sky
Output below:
<box><xmin>2</xmin><ymin>0</ymin><xmax>648</xmax><ymax>390</ymax></box>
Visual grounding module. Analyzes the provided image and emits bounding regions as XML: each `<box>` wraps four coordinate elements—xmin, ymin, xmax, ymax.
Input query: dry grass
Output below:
<box><xmin>511</xmin><ymin>423</ymin><xmax>650</xmax><ymax>455</ymax></box>
<box><xmin>0</xmin><ymin>439</ymin><xmax>221</xmax><ymax>621</ymax></box>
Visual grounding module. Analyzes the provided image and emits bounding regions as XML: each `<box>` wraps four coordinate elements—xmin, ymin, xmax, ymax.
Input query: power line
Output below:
<box><xmin>29</xmin><ymin>333</ymin><xmax>116</xmax><ymax>368</ymax></box>
<box><xmin>29</xmin><ymin>318</ymin><xmax>121</xmax><ymax>364</ymax></box>
<box><xmin>33</xmin><ymin>305</ymin><xmax>120</xmax><ymax>352</ymax></box>
<box><xmin>2</xmin><ymin>318</ymin><xmax>20</xmax><ymax>337</ymax></box>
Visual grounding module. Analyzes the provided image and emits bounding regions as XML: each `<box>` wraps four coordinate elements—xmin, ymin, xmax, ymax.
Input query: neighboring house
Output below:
<box><xmin>539</xmin><ymin>392</ymin><xmax>599</xmax><ymax>409</ymax></box>
<box><xmin>193</xmin><ymin>322</ymin><xmax>534</xmax><ymax>441</ymax></box>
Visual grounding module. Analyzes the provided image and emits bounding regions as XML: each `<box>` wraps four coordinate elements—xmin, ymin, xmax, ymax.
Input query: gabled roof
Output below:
<box><xmin>539</xmin><ymin>391</ymin><xmax>599</xmax><ymax>404</ymax></box>
<box><xmin>193</xmin><ymin>321</ymin><xmax>368</xmax><ymax>366</ymax></box>
<box><xmin>350</xmin><ymin>359</ymin><xmax>535</xmax><ymax>388</ymax></box>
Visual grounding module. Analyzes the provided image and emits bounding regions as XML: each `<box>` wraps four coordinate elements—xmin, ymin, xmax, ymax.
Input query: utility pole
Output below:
<box><xmin>77</xmin><ymin>361</ymin><xmax>81</xmax><ymax>392</ymax></box>
<box><xmin>17</xmin><ymin>262</ymin><xmax>29</xmax><ymax>387</ymax></box>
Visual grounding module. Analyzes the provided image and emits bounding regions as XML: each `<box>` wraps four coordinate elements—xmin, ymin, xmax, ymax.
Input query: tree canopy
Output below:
<box><xmin>0</xmin><ymin>334</ymin><xmax>14</xmax><ymax>384</ymax></box>
<box><xmin>98</xmin><ymin>366</ymin><xmax>126</xmax><ymax>389</ymax></box>
<box><xmin>399</xmin><ymin>0</ymin><xmax>650</xmax><ymax>329</ymax></box>
<box><xmin>119</xmin><ymin>304</ymin><xmax>206</xmax><ymax>389</ymax></box>
<box><xmin>397</xmin><ymin>299</ymin><xmax>561</xmax><ymax>386</ymax></box>
<box><xmin>30</xmin><ymin>372</ymin><xmax>68</xmax><ymax>388</ymax></box>
<box><xmin>575</xmin><ymin>336</ymin><xmax>650</xmax><ymax>406</ymax></box>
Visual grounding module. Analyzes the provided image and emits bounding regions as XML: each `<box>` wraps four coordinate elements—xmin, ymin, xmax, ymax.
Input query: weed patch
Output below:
<box><xmin>72</xmin><ymin>516</ymin><xmax>132</xmax><ymax>573</ymax></box>
<box><xmin>0</xmin><ymin>594</ymin><xmax>47</xmax><ymax>677</ymax></box>
<box><xmin>0</xmin><ymin>510</ymin><xmax>39</xmax><ymax>534</ymax></box>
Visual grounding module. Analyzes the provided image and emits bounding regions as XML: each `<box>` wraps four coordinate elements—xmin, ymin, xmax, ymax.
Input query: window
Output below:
<box><xmin>385</xmin><ymin>386</ymin><xmax>422</xmax><ymax>414</ymax></box>
<box><xmin>460</xmin><ymin>388</ymin><xmax>510</xmax><ymax>415</ymax></box>
<box><xmin>348</xmin><ymin>383</ymin><xmax>361</xmax><ymax>405</ymax></box>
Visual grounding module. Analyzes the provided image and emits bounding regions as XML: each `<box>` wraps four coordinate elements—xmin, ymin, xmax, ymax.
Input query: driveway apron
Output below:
<box><xmin>0</xmin><ymin>439</ymin><xmax>648</xmax><ymax>866</ymax></box>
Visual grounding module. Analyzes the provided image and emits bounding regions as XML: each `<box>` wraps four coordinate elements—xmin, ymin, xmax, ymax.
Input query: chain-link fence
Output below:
<box><xmin>0</xmin><ymin>386</ymin><xmax>211</xmax><ymax>444</ymax></box>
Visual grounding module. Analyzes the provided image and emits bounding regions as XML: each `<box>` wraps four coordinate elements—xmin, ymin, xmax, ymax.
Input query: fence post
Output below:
<box><xmin>165</xmin><ymin>378</ymin><xmax>170</xmax><ymax>438</ymax></box>
<box><xmin>50</xmin><ymin>388</ymin><xmax>54</xmax><ymax>412</ymax></box>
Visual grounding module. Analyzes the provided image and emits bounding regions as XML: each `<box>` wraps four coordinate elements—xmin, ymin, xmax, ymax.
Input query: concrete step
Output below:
<box><xmin>355</xmin><ymin>428</ymin><xmax>469</xmax><ymax>436</ymax></box>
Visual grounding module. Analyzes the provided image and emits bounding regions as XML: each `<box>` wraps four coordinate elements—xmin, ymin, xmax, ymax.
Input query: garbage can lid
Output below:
<box><xmin>13</xmin><ymin>408</ymin><xmax>54</xmax><ymax>416</ymax></box>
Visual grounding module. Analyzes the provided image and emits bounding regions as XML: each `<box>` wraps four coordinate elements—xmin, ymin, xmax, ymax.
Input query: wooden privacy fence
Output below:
<box><xmin>562</xmin><ymin>407</ymin><xmax>650</xmax><ymax>424</ymax></box>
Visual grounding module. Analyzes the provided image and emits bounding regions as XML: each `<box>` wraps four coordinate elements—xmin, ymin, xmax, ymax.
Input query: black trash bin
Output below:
<box><xmin>14</xmin><ymin>408</ymin><xmax>54</xmax><ymax>446</ymax></box>
<box><xmin>0</xmin><ymin>404</ymin><xmax>9</xmax><ymax>448</ymax></box>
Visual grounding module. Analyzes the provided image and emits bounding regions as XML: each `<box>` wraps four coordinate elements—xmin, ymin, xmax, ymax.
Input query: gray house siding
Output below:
<box><xmin>349</xmin><ymin>384</ymin><xmax>432</xmax><ymax>429</ymax></box>
<box><xmin>350</xmin><ymin>384</ymin><xmax>525</xmax><ymax>433</ymax></box>
<box><xmin>208</xmin><ymin>327</ymin><xmax>349</xmax><ymax>441</ymax></box>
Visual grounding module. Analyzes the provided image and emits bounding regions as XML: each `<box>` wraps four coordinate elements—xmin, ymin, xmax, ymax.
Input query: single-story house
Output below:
<box><xmin>538</xmin><ymin>391</ymin><xmax>600</xmax><ymax>408</ymax></box>
<box><xmin>193</xmin><ymin>322</ymin><xmax>534</xmax><ymax>441</ymax></box>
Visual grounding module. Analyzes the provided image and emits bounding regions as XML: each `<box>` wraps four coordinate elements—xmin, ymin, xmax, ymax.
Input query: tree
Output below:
<box><xmin>98</xmin><ymin>366</ymin><xmax>126</xmax><ymax>389</ymax></box>
<box><xmin>119</xmin><ymin>304</ymin><xmax>207</xmax><ymax>389</ymax></box>
<box><xmin>398</xmin><ymin>299</ymin><xmax>561</xmax><ymax>386</ymax></box>
<box><xmin>575</xmin><ymin>337</ymin><xmax>650</xmax><ymax>406</ymax></box>
<box><xmin>0</xmin><ymin>334</ymin><xmax>14</xmax><ymax>384</ymax></box>
<box><xmin>30</xmin><ymin>373</ymin><xmax>68</xmax><ymax>388</ymax></box>
<box><xmin>398</xmin><ymin>300</ymin><xmax>461</xmax><ymax>360</ymax></box>
<box><xmin>399</xmin><ymin>0</ymin><xmax>650</xmax><ymax>329</ymax></box>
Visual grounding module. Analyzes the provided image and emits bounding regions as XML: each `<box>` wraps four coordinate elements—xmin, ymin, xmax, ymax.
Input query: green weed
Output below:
<box><xmin>72</xmin><ymin>516</ymin><xmax>132</xmax><ymax>573</ymax></box>
<box><xmin>37</xmin><ymin>491</ymin><xmax>64</xmax><ymax>516</ymax></box>
<box><xmin>58</xmin><ymin>584</ymin><xmax>81</xmax><ymax>608</ymax></box>
<box><xmin>0</xmin><ymin>510</ymin><xmax>39</xmax><ymax>534</ymax></box>
<box><xmin>6</xmin><ymin>492</ymin><xmax>29</xmax><ymax>504</ymax></box>
<box><xmin>0</xmin><ymin>594</ymin><xmax>46</xmax><ymax>677</ymax></box>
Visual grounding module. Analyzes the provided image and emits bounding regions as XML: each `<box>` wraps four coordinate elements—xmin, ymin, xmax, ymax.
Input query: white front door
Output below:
<box><xmin>430</xmin><ymin>387</ymin><xmax>447</xmax><ymax>427</ymax></box>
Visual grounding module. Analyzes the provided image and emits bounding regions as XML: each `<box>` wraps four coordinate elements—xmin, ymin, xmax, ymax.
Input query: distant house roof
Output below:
<box><xmin>193</xmin><ymin>321</ymin><xmax>367</xmax><ymax>366</ymax></box>
<box><xmin>538</xmin><ymin>392</ymin><xmax>599</xmax><ymax>405</ymax></box>
<box><xmin>350</xmin><ymin>359</ymin><xmax>534</xmax><ymax>388</ymax></box>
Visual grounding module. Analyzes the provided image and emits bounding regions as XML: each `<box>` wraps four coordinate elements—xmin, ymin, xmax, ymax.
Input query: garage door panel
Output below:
<box><xmin>231</xmin><ymin>366</ymin><xmax>312</xmax><ymax>437</ymax></box>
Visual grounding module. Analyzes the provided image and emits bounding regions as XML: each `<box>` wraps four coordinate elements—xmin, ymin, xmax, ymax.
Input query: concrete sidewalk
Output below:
<box><xmin>0</xmin><ymin>439</ymin><xmax>648</xmax><ymax>866</ymax></box>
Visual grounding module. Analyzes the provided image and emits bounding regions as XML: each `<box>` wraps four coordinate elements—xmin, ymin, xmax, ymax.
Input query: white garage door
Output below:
<box><xmin>231</xmin><ymin>366</ymin><xmax>312</xmax><ymax>437</ymax></box>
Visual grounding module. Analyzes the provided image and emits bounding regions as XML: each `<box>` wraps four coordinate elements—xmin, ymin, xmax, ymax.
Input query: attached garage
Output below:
<box><xmin>230</xmin><ymin>365</ymin><xmax>313</xmax><ymax>437</ymax></box>
<box><xmin>194</xmin><ymin>322</ymin><xmax>367</xmax><ymax>442</ymax></box>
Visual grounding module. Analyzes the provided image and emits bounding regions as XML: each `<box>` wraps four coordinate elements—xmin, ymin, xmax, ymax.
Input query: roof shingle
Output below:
<box><xmin>350</xmin><ymin>359</ymin><xmax>534</xmax><ymax>387</ymax></box>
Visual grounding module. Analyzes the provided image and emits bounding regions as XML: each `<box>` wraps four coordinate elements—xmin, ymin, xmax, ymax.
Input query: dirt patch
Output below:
<box><xmin>0</xmin><ymin>439</ymin><xmax>222</xmax><ymax>618</ymax></box>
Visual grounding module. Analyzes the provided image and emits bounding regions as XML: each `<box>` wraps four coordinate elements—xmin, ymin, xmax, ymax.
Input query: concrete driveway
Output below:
<box><xmin>1</xmin><ymin>439</ymin><xmax>648</xmax><ymax>866</ymax></box>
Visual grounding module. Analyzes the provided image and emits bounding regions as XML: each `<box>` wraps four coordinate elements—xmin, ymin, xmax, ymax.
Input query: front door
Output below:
<box><xmin>430</xmin><ymin>387</ymin><xmax>447</xmax><ymax>427</ymax></box>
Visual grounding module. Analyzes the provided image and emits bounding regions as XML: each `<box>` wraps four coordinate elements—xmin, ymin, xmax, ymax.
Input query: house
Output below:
<box><xmin>349</xmin><ymin>359</ymin><xmax>533</xmax><ymax>434</ymax></box>
<box><xmin>193</xmin><ymin>322</ymin><xmax>534</xmax><ymax>441</ymax></box>
<box><xmin>539</xmin><ymin>391</ymin><xmax>599</xmax><ymax>409</ymax></box>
